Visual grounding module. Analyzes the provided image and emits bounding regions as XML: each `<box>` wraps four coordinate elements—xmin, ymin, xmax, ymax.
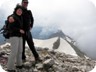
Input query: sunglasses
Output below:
<box><xmin>23</xmin><ymin>2</ymin><xmax>28</xmax><ymax>4</ymax></box>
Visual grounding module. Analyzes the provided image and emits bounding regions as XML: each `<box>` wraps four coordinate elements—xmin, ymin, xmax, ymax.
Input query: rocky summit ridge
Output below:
<box><xmin>0</xmin><ymin>43</ymin><xmax>96</xmax><ymax>72</ymax></box>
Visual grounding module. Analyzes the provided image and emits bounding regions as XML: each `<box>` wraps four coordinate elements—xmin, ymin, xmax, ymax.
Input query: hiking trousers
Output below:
<box><xmin>7</xmin><ymin>37</ymin><xmax>23</xmax><ymax>70</ymax></box>
<box><xmin>22</xmin><ymin>31</ymin><xmax>39</xmax><ymax>60</ymax></box>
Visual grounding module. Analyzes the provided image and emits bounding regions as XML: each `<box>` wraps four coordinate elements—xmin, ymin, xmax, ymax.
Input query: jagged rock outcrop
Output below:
<box><xmin>52</xmin><ymin>37</ymin><xmax>60</xmax><ymax>50</ymax></box>
<box><xmin>48</xmin><ymin>30</ymin><xmax>65</xmax><ymax>39</ymax></box>
<box><xmin>65</xmin><ymin>36</ymin><xmax>85</xmax><ymax>58</ymax></box>
<box><xmin>0</xmin><ymin>45</ymin><xmax>96</xmax><ymax>72</ymax></box>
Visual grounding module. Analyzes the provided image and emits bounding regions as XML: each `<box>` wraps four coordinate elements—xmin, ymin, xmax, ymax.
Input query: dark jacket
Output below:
<box><xmin>22</xmin><ymin>7</ymin><xmax>34</xmax><ymax>31</ymax></box>
<box><xmin>8</xmin><ymin>14</ymin><xmax>23</xmax><ymax>37</ymax></box>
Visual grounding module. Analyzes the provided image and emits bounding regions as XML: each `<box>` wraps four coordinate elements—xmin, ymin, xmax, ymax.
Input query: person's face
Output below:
<box><xmin>22</xmin><ymin>2</ymin><xmax>28</xmax><ymax>8</ymax></box>
<box><xmin>16</xmin><ymin>8</ymin><xmax>22</xmax><ymax>16</ymax></box>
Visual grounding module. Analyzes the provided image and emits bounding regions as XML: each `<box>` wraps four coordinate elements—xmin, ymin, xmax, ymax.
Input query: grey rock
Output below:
<box><xmin>43</xmin><ymin>59</ymin><xmax>55</xmax><ymax>69</ymax></box>
<box><xmin>36</xmin><ymin>63</ymin><xmax>43</xmax><ymax>69</ymax></box>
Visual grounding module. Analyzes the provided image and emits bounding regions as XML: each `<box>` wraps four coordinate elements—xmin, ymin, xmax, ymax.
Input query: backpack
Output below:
<box><xmin>0</xmin><ymin>20</ymin><xmax>10</xmax><ymax>39</ymax></box>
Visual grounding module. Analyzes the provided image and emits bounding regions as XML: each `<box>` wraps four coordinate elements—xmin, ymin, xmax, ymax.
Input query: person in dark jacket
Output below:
<box><xmin>21</xmin><ymin>0</ymin><xmax>41</xmax><ymax>62</ymax></box>
<box><xmin>7</xmin><ymin>5</ymin><xmax>25</xmax><ymax>72</ymax></box>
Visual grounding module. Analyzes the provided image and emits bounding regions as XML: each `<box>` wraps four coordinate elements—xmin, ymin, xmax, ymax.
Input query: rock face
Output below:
<box><xmin>53</xmin><ymin>37</ymin><xmax>60</xmax><ymax>50</ymax></box>
<box><xmin>0</xmin><ymin>45</ymin><xmax>96</xmax><ymax>72</ymax></box>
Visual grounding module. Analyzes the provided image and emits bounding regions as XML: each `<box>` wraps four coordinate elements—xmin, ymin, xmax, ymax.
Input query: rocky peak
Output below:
<box><xmin>48</xmin><ymin>30</ymin><xmax>65</xmax><ymax>39</ymax></box>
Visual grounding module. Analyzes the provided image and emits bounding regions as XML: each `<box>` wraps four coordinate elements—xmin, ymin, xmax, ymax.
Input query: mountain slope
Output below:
<box><xmin>31</xmin><ymin>37</ymin><xmax>81</xmax><ymax>56</ymax></box>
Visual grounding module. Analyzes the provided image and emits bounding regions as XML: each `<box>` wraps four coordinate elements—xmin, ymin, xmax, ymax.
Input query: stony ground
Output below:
<box><xmin>0</xmin><ymin>45</ymin><xmax>96</xmax><ymax>72</ymax></box>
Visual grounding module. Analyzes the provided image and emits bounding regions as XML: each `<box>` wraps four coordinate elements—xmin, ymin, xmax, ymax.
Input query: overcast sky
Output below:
<box><xmin>0</xmin><ymin>0</ymin><xmax>96</xmax><ymax>59</ymax></box>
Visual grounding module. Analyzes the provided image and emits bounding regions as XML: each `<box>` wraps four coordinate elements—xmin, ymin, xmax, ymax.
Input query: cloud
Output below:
<box><xmin>89</xmin><ymin>0</ymin><xmax>96</xmax><ymax>7</ymax></box>
<box><xmin>76</xmin><ymin>28</ymin><xmax>96</xmax><ymax>59</ymax></box>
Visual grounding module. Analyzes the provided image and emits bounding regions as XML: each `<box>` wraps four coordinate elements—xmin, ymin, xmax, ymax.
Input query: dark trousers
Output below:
<box><xmin>22</xmin><ymin>31</ymin><xmax>39</xmax><ymax>60</ymax></box>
